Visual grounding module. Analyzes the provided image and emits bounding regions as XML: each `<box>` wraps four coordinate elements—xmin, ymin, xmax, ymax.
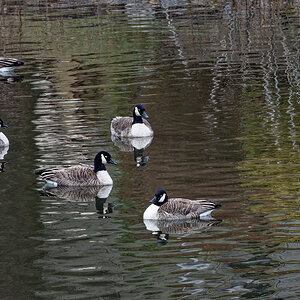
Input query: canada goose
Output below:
<box><xmin>35</xmin><ymin>151</ymin><xmax>117</xmax><ymax>188</ymax></box>
<box><xmin>0</xmin><ymin>57</ymin><xmax>24</xmax><ymax>73</ymax></box>
<box><xmin>0</xmin><ymin>119</ymin><xmax>9</xmax><ymax>147</ymax></box>
<box><xmin>143</xmin><ymin>190</ymin><xmax>221</xmax><ymax>220</ymax></box>
<box><xmin>111</xmin><ymin>104</ymin><xmax>153</xmax><ymax>137</ymax></box>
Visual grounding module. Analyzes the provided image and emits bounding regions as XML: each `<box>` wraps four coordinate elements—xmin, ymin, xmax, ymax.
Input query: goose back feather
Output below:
<box><xmin>36</xmin><ymin>165</ymin><xmax>105</xmax><ymax>186</ymax></box>
<box><xmin>0</xmin><ymin>57</ymin><xmax>24</xmax><ymax>71</ymax></box>
<box><xmin>158</xmin><ymin>198</ymin><xmax>220</xmax><ymax>220</ymax></box>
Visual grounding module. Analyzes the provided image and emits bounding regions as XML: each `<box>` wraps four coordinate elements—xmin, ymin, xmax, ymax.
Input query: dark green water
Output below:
<box><xmin>0</xmin><ymin>1</ymin><xmax>299</xmax><ymax>299</ymax></box>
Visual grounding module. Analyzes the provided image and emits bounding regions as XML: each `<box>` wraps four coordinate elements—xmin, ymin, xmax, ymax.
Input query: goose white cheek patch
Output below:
<box><xmin>135</xmin><ymin>107</ymin><xmax>141</xmax><ymax>116</ymax></box>
<box><xmin>159</xmin><ymin>194</ymin><xmax>166</xmax><ymax>203</ymax></box>
<box><xmin>101</xmin><ymin>154</ymin><xmax>107</xmax><ymax>164</ymax></box>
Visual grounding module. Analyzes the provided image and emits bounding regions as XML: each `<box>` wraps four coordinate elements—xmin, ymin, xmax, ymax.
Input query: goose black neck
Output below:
<box><xmin>94</xmin><ymin>164</ymin><xmax>106</xmax><ymax>172</ymax></box>
<box><xmin>94</xmin><ymin>156</ymin><xmax>106</xmax><ymax>172</ymax></box>
<box><xmin>132</xmin><ymin>112</ymin><xmax>143</xmax><ymax>124</ymax></box>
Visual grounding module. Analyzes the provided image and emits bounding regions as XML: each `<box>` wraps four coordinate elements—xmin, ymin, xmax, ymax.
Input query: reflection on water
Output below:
<box><xmin>0</xmin><ymin>72</ymin><xmax>23</xmax><ymax>83</ymax></box>
<box><xmin>0</xmin><ymin>146</ymin><xmax>9</xmax><ymax>160</ymax></box>
<box><xmin>144</xmin><ymin>218</ymin><xmax>222</xmax><ymax>244</ymax></box>
<box><xmin>0</xmin><ymin>0</ymin><xmax>299</xmax><ymax>299</ymax></box>
<box><xmin>111</xmin><ymin>135</ymin><xmax>152</xmax><ymax>167</ymax></box>
<box><xmin>40</xmin><ymin>185</ymin><xmax>114</xmax><ymax>216</ymax></box>
<box><xmin>40</xmin><ymin>185</ymin><xmax>112</xmax><ymax>202</ymax></box>
<box><xmin>0</xmin><ymin>161</ymin><xmax>6</xmax><ymax>172</ymax></box>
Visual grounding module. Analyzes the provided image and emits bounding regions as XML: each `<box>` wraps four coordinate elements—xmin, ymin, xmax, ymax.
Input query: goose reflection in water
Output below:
<box><xmin>0</xmin><ymin>146</ymin><xmax>9</xmax><ymax>173</ymax></box>
<box><xmin>111</xmin><ymin>135</ymin><xmax>153</xmax><ymax>167</ymax></box>
<box><xmin>0</xmin><ymin>162</ymin><xmax>6</xmax><ymax>172</ymax></box>
<box><xmin>40</xmin><ymin>185</ymin><xmax>115</xmax><ymax>217</ymax></box>
<box><xmin>0</xmin><ymin>145</ymin><xmax>9</xmax><ymax>160</ymax></box>
<box><xmin>143</xmin><ymin>218</ymin><xmax>222</xmax><ymax>245</ymax></box>
<box><xmin>0</xmin><ymin>73</ymin><xmax>23</xmax><ymax>83</ymax></box>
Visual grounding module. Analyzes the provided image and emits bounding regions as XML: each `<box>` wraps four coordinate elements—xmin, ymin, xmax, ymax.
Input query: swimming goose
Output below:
<box><xmin>111</xmin><ymin>104</ymin><xmax>153</xmax><ymax>137</ymax></box>
<box><xmin>0</xmin><ymin>57</ymin><xmax>24</xmax><ymax>73</ymax></box>
<box><xmin>35</xmin><ymin>151</ymin><xmax>117</xmax><ymax>188</ymax></box>
<box><xmin>143</xmin><ymin>190</ymin><xmax>221</xmax><ymax>220</ymax></box>
<box><xmin>0</xmin><ymin>119</ymin><xmax>9</xmax><ymax>146</ymax></box>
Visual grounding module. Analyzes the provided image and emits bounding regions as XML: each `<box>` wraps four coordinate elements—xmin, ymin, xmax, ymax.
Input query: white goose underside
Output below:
<box><xmin>0</xmin><ymin>132</ymin><xmax>9</xmax><ymax>146</ymax></box>
<box><xmin>0</xmin><ymin>66</ymin><xmax>16</xmax><ymax>73</ymax></box>
<box><xmin>143</xmin><ymin>204</ymin><xmax>160</xmax><ymax>220</ymax></box>
<box><xmin>131</xmin><ymin>123</ymin><xmax>153</xmax><ymax>137</ymax></box>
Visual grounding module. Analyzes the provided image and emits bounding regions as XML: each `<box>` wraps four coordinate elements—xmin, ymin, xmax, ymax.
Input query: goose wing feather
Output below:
<box><xmin>159</xmin><ymin>198</ymin><xmax>220</xmax><ymax>219</ymax></box>
<box><xmin>0</xmin><ymin>58</ymin><xmax>24</xmax><ymax>68</ymax></box>
<box><xmin>110</xmin><ymin>117</ymin><xmax>132</xmax><ymax>136</ymax></box>
<box><xmin>37</xmin><ymin>165</ymin><xmax>99</xmax><ymax>186</ymax></box>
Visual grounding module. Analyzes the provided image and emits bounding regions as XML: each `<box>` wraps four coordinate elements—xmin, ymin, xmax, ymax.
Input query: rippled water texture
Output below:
<box><xmin>0</xmin><ymin>1</ymin><xmax>299</xmax><ymax>299</ymax></box>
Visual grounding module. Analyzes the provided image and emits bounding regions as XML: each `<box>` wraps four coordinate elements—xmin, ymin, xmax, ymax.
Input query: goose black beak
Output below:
<box><xmin>149</xmin><ymin>196</ymin><xmax>157</xmax><ymax>203</ymax></box>
<box><xmin>108</xmin><ymin>158</ymin><xmax>117</xmax><ymax>165</ymax></box>
<box><xmin>142</xmin><ymin>111</ymin><xmax>149</xmax><ymax>119</ymax></box>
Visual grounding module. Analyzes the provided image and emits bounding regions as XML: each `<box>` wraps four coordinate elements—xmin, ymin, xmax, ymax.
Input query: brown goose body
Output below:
<box><xmin>158</xmin><ymin>198</ymin><xmax>220</xmax><ymax>220</ymax></box>
<box><xmin>36</xmin><ymin>165</ymin><xmax>103</xmax><ymax>187</ymax></box>
<box><xmin>0</xmin><ymin>57</ymin><xmax>24</xmax><ymax>71</ymax></box>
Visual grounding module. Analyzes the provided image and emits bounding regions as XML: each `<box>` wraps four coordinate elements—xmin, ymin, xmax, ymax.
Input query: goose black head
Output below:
<box><xmin>0</xmin><ymin>119</ymin><xmax>8</xmax><ymax>128</ymax></box>
<box><xmin>15</xmin><ymin>59</ymin><xmax>24</xmax><ymax>66</ymax></box>
<box><xmin>133</xmin><ymin>104</ymin><xmax>149</xmax><ymax>119</ymax></box>
<box><xmin>149</xmin><ymin>189</ymin><xmax>168</xmax><ymax>206</ymax></box>
<box><xmin>94</xmin><ymin>151</ymin><xmax>117</xmax><ymax>172</ymax></box>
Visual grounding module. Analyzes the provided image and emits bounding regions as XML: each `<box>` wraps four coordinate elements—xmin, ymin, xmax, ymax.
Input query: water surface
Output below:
<box><xmin>0</xmin><ymin>1</ymin><xmax>299</xmax><ymax>299</ymax></box>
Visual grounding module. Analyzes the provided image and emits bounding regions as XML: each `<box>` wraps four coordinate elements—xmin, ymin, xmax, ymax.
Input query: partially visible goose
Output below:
<box><xmin>0</xmin><ymin>57</ymin><xmax>24</xmax><ymax>73</ymax></box>
<box><xmin>111</xmin><ymin>104</ymin><xmax>153</xmax><ymax>137</ymax></box>
<box><xmin>35</xmin><ymin>151</ymin><xmax>117</xmax><ymax>188</ymax></box>
<box><xmin>143</xmin><ymin>190</ymin><xmax>221</xmax><ymax>220</ymax></box>
<box><xmin>0</xmin><ymin>119</ymin><xmax>9</xmax><ymax>146</ymax></box>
